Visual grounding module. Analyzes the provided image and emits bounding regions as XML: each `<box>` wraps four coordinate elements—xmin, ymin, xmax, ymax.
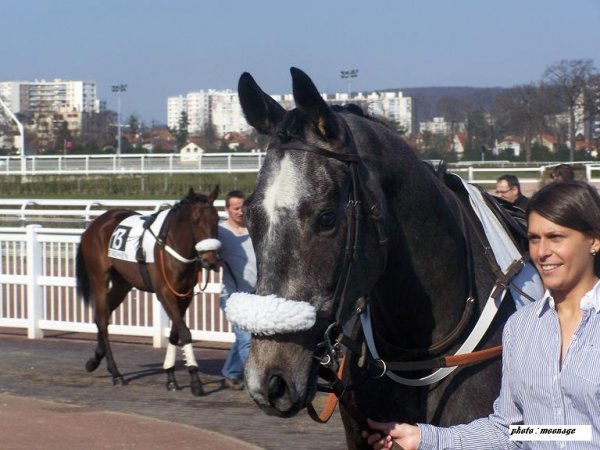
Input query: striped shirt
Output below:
<box><xmin>418</xmin><ymin>280</ymin><xmax>600</xmax><ymax>449</ymax></box>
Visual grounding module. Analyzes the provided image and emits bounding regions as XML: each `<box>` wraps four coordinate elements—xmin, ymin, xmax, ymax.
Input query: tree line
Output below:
<box><xmin>414</xmin><ymin>59</ymin><xmax>599</xmax><ymax>162</ymax></box>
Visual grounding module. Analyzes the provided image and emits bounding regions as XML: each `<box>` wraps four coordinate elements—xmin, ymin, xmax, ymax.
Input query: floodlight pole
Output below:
<box><xmin>112</xmin><ymin>84</ymin><xmax>127</xmax><ymax>155</ymax></box>
<box><xmin>340</xmin><ymin>69</ymin><xmax>359</xmax><ymax>100</ymax></box>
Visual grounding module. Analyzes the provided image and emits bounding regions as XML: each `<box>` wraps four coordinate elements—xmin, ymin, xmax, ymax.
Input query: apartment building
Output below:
<box><xmin>0</xmin><ymin>79</ymin><xmax>99</xmax><ymax>115</ymax></box>
<box><xmin>168</xmin><ymin>89</ymin><xmax>250</xmax><ymax>136</ymax></box>
<box><xmin>0</xmin><ymin>79</ymin><xmax>100</xmax><ymax>150</ymax></box>
<box><xmin>168</xmin><ymin>88</ymin><xmax>415</xmax><ymax>139</ymax></box>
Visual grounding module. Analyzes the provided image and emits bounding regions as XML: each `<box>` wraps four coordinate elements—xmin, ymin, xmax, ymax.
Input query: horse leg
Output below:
<box><xmin>163</xmin><ymin>327</ymin><xmax>181</xmax><ymax>392</ymax></box>
<box><xmin>90</xmin><ymin>273</ymin><xmax>131</xmax><ymax>386</ymax></box>
<box><xmin>85</xmin><ymin>273</ymin><xmax>109</xmax><ymax>373</ymax></box>
<box><xmin>164</xmin><ymin>296</ymin><xmax>204</xmax><ymax>396</ymax></box>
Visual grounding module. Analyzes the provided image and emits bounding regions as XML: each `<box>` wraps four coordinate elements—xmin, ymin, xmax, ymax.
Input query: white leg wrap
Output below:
<box><xmin>182</xmin><ymin>343</ymin><xmax>198</xmax><ymax>368</ymax></box>
<box><xmin>163</xmin><ymin>343</ymin><xmax>177</xmax><ymax>370</ymax></box>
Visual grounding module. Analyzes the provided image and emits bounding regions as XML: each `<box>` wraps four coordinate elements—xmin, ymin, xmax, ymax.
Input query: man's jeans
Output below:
<box><xmin>222</xmin><ymin>325</ymin><xmax>251</xmax><ymax>380</ymax></box>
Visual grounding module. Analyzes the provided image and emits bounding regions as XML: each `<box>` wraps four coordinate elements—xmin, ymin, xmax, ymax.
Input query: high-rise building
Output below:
<box><xmin>168</xmin><ymin>88</ymin><xmax>415</xmax><ymax>139</ymax></box>
<box><xmin>0</xmin><ymin>79</ymin><xmax>100</xmax><ymax>151</ymax></box>
<box><xmin>0</xmin><ymin>79</ymin><xmax>99</xmax><ymax>115</ymax></box>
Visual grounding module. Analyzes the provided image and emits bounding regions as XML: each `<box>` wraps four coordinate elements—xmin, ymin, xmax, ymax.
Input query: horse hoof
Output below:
<box><xmin>166</xmin><ymin>381</ymin><xmax>180</xmax><ymax>392</ymax></box>
<box><xmin>113</xmin><ymin>377</ymin><xmax>127</xmax><ymax>387</ymax></box>
<box><xmin>85</xmin><ymin>358</ymin><xmax>100</xmax><ymax>372</ymax></box>
<box><xmin>191</xmin><ymin>382</ymin><xmax>205</xmax><ymax>396</ymax></box>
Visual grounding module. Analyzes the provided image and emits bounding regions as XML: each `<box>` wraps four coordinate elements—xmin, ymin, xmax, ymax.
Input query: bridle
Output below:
<box><xmin>272</xmin><ymin>116</ymin><xmax>517</xmax><ymax>422</ymax></box>
<box><xmin>149</xmin><ymin>201</ymin><xmax>218</xmax><ymax>298</ymax></box>
<box><xmin>275</xmin><ymin>120</ymin><xmax>388</xmax><ymax>328</ymax></box>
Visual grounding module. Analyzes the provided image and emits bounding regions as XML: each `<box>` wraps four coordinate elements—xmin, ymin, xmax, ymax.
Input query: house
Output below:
<box><xmin>179</xmin><ymin>142</ymin><xmax>204</xmax><ymax>161</ymax></box>
<box><xmin>532</xmin><ymin>134</ymin><xmax>559</xmax><ymax>152</ymax></box>
<box><xmin>451</xmin><ymin>133</ymin><xmax>466</xmax><ymax>157</ymax></box>
<box><xmin>494</xmin><ymin>136</ymin><xmax>523</xmax><ymax>157</ymax></box>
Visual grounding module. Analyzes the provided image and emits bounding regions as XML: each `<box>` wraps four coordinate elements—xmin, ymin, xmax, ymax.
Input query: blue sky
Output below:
<box><xmin>3</xmin><ymin>0</ymin><xmax>599</xmax><ymax>124</ymax></box>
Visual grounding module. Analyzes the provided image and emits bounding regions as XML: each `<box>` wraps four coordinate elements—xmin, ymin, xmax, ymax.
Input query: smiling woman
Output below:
<box><xmin>366</xmin><ymin>180</ymin><xmax>600</xmax><ymax>450</ymax></box>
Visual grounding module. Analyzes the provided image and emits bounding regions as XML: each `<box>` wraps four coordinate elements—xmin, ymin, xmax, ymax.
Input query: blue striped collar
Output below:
<box><xmin>537</xmin><ymin>278</ymin><xmax>600</xmax><ymax>316</ymax></box>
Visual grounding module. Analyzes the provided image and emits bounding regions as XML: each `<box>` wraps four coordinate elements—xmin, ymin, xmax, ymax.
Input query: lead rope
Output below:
<box><xmin>158</xmin><ymin>248</ymin><xmax>202</xmax><ymax>298</ymax></box>
<box><xmin>307</xmin><ymin>355</ymin><xmax>346</xmax><ymax>423</ymax></box>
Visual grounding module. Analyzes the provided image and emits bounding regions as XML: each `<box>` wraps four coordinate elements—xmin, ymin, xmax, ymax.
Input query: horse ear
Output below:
<box><xmin>208</xmin><ymin>185</ymin><xmax>219</xmax><ymax>205</ymax></box>
<box><xmin>238</xmin><ymin>72</ymin><xmax>285</xmax><ymax>135</ymax></box>
<box><xmin>187</xmin><ymin>187</ymin><xmax>195</xmax><ymax>198</ymax></box>
<box><xmin>290</xmin><ymin>67</ymin><xmax>339</xmax><ymax>140</ymax></box>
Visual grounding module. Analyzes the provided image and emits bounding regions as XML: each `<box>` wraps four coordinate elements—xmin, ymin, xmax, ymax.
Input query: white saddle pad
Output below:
<box><xmin>107</xmin><ymin>209</ymin><xmax>169</xmax><ymax>263</ymax></box>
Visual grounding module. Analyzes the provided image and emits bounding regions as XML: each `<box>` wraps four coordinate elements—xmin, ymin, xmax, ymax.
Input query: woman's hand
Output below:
<box><xmin>362</xmin><ymin>418</ymin><xmax>421</xmax><ymax>450</ymax></box>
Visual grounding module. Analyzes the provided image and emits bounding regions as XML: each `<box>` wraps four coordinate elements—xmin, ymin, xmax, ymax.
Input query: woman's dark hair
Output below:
<box><xmin>528</xmin><ymin>181</ymin><xmax>600</xmax><ymax>274</ymax></box>
<box><xmin>527</xmin><ymin>180</ymin><xmax>600</xmax><ymax>237</ymax></box>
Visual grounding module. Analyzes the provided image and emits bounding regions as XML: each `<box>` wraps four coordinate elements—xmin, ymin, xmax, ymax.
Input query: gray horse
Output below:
<box><xmin>232</xmin><ymin>67</ymin><xmax>520</xmax><ymax>449</ymax></box>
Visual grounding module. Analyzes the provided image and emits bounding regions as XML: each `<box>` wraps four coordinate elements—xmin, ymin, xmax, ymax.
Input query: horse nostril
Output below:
<box><xmin>268</xmin><ymin>374</ymin><xmax>287</xmax><ymax>401</ymax></box>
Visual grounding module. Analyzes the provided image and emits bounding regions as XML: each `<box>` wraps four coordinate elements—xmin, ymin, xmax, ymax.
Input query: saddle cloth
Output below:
<box><xmin>459</xmin><ymin>177</ymin><xmax>544</xmax><ymax>309</ymax></box>
<box><xmin>107</xmin><ymin>209</ymin><xmax>169</xmax><ymax>263</ymax></box>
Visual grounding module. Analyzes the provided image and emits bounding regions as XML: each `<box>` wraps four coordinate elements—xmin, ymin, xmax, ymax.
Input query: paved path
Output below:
<box><xmin>0</xmin><ymin>331</ymin><xmax>346</xmax><ymax>450</ymax></box>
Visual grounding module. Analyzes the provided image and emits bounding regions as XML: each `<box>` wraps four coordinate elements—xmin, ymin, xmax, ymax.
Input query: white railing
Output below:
<box><xmin>0</xmin><ymin>153</ymin><xmax>591</xmax><ymax>181</ymax></box>
<box><xmin>0</xmin><ymin>152</ymin><xmax>265</xmax><ymax>176</ymax></box>
<box><xmin>0</xmin><ymin>198</ymin><xmax>227</xmax><ymax>226</ymax></box>
<box><xmin>0</xmin><ymin>225</ymin><xmax>233</xmax><ymax>347</ymax></box>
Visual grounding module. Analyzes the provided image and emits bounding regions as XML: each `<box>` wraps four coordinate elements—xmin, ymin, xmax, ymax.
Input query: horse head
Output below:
<box><xmin>184</xmin><ymin>186</ymin><xmax>221</xmax><ymax>271</ymax></box>
<box><xmin>233</xmin><ymin>68</ymin><xmax>390</xmax><ymax>417</ymax></box>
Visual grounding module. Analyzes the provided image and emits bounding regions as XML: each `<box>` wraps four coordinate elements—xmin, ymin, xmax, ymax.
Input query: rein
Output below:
<box><xmin>158</xmin><ymin>248</ymin><xmax>204</xmax><ymax>298</ymax></box>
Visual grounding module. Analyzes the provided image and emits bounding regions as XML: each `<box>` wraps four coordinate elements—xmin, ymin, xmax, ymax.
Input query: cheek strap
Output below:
<box><xmin>224</xmin><ymin>293</ymin><xmax>317</xmax><ymax>336</ymax></box>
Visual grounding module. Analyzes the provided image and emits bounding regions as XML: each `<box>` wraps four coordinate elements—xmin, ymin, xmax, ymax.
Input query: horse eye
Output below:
<box><xmin>316</xmin><ymin>210</ymin><xmax>337</xmax><ymax>231</ymax></box>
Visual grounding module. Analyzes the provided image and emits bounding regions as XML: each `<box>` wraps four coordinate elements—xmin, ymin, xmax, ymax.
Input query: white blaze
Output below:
<box><xmin>263</xmin><ymin>154</ymin><xmax>304</xmax><ymax>228</ymax></box>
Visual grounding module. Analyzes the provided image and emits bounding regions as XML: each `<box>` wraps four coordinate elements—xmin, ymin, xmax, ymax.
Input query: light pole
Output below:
<box><xmin>340</xmin><ymin>69</ymin><xmax>358</xmax><ymax>100</ymax></box>
<box><xmin>111</xmin><ymin>84</ymin><xmax>127</xmax><ymax>155</ymax></box>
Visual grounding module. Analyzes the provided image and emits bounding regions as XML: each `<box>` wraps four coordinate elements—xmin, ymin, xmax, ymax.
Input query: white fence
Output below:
<box><xmin>0</xmin><ymin>198</ymin><xmax>227</xmax><ymax>227</ymax></box>
<box><xmin>0</xmin><ymin>225</ymin><xmax>233</xmax><ymax>347</ymax></box>
<box><xmin>0</xmin><ymin>152</ymin><xmax>265</xmax><ymax>176</ymax></box>
<box><xmin>2</xmin><ymin>153</ymin><xmax>599</xmax><ymax>184</ymax></box>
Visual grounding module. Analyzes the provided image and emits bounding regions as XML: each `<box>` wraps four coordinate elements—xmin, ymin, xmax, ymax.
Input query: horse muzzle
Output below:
<box><xmin>195</xmin><ymin>238</ymin><xmax>221</xmax><ymax>270</ymax></box>
<box><xmin>246</xmin><ymin>364</ymin><xmax>308</xmax><ymax>418</ymax></box>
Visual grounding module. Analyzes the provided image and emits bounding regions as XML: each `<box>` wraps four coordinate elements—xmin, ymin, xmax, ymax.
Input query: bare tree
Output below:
<box><xmin>437</xmin><ymin>96</ymin><xmax>467</xmax><ymax>134</ymax></box>
<box><xmin>543</xmin><ymin>59</ymin><xmax>598</xmax><ymax>160</ymax></box>
<box><xmin>493</xmin><ymin>83</ymin><xmax>547</xmax><ymax>162</ymax></box>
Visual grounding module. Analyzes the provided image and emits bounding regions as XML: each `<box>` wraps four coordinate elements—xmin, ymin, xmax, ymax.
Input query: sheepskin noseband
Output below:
<box><xmin>224</xmin><ymin>293</ymin><xmax>317</xmax><ymax>336</ymax></box>
<box><xmin>195</xmin><ymin>238</ymin><xmax>221</xmax><ymax>252</ymax></box>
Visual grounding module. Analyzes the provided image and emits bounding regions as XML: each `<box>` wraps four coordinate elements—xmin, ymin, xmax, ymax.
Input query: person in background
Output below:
<box><xmin>495</xmin><ymin>174</ymin><xmax>529</xmax><ymax>210</ymax></box>
<box><xmin>219</xmin><ymin>190</ymin><xmax>256</xmax><ymax>390</ymax></box>
<box><xmin>363</xmin><ymin>180</ymin><xmax>600</xmax><ymax>449</ymax></box>
<box><xmin>550</xmin><ymin>164</ymin><xmax>575</xmax><ymax>183</ymax></box>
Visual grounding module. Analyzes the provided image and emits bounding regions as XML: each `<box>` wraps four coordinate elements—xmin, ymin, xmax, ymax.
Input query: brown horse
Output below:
<box><xmin>76</xmin><ymin>187</ymin><xmax>220</xmax><ymax>396</ymax></box>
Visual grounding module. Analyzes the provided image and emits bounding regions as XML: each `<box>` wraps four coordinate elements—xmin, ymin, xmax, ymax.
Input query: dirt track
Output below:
<box><xmin>0</xmin><ymin>331</ymin><xmax>346</xmax><ymax>450</ymax></box>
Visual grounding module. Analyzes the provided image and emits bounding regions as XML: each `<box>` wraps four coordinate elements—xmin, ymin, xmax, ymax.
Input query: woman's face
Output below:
<box><xmin>528</xmin><ymin>212</ymin><xmax>599</xmax><ymax>299</ymax></box>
